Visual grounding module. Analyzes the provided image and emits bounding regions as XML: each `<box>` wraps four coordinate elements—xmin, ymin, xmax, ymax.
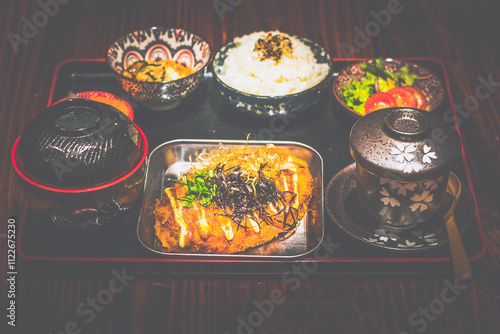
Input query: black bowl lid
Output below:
<box><xmin>15</xmin><ymin>99</ymin><xmax>142</xmax><ymax>189</ymax></box>
<box><xmin>349</xmin><ymin>108</ymin><xmax>461</xmax><ymax>181</ymax></box>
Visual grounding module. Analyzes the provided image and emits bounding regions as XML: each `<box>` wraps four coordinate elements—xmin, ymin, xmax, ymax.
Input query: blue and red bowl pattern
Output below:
<box><xmin>107</xmin><ymin>27</ymin><xmax>212</xmax><ymax>110</ymax></box>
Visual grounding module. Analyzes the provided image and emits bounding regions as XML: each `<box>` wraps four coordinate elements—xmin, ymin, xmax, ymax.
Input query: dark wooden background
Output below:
<box><xmin>1</xmin><ymin>0</ymin><xmax>500</xmax><ymax>333</ymax></box>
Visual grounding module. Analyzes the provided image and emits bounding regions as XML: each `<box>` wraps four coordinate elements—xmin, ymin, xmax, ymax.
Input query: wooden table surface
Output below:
<box><xmin>2</xmin><ymin>0</ymin><xmax>500</xmax><ymax>333</ymax></box>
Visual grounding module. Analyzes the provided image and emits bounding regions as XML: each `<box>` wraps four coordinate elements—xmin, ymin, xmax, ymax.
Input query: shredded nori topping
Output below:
<box><xmin>177</xmin><ymin>163</ymin><xmax>300</xmax><ymax>231</ymax></box>
<box><xmin>254</xmin><ymin>33</ymin><xmax>293</xmax><ymax>63</ymax></box>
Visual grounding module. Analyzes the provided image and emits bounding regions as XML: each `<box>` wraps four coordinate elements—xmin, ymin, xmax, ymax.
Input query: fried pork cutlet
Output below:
<box><xmin>153</xmin><ymin>144</ymin><xmax>313</xmax><ymax>254</ymax></box>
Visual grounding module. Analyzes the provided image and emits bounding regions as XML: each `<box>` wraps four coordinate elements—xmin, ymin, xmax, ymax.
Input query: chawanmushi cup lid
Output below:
<box><xmin>349</xmin><ymin>108</ymin><xmax>461</xmax><ymax>181</ymax></box>
<box><xmin>14</xmin><ymin>98</ymin><xmax>142</xmax><ymax>189</ymax></box>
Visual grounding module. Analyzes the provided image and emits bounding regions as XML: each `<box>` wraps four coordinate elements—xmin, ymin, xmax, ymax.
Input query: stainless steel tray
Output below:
<box><xmin>137</xmin><ymin>139</ymin><xmax>324</xmax><ymax>259</ymax></box>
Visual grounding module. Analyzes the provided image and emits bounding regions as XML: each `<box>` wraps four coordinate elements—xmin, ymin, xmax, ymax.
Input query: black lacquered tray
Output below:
<box><xmin>16</xmin><ymin>58</ymin><xmax>486</xmax><ymax>276</ymax></box>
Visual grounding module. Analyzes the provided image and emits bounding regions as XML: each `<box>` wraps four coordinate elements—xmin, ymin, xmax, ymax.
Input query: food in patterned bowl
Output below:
<box><xmin>212</xmin><ymin>31</ymin><xmax>332</xmax><ymax>117</ymax></box>
<box><xmin>349</xmin><ymin>107</ymin><xmax>461</xmax><ymax>228</ymax></box>
<box><xmin>106</xmin><ymin>27</ymin><xmax>212</xmax><ymax>110</ymax></box>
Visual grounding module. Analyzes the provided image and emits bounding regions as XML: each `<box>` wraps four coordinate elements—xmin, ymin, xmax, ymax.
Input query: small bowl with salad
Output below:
<box><xmin>332</xmin><ymin>58</ymin><xmax>445</xmax><ymax>118</ymax></box>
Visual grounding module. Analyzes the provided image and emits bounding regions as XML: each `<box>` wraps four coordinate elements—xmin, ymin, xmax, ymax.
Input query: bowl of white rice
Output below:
<box><xmin>213</xmin><ymin>31</ymin><xmax>332</xmax><ymax>117</ymax></box>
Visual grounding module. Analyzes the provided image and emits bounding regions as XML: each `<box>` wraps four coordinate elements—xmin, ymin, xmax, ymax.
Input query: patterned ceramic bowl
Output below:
<box><xmin>333</xmin><ymin>58</ymin><xmax>445</xmax><ymax>119</ymax></box>
<box><xmin>212</xmin><ymin>33</ymin><xmax>332</xmax><ymax>117</ymax></box>
<box><xmin>349</xmin><ymin>108</ymin><xmax>461</xmax><ymax>228</ymax></box>
<box><xmin>107</xmin><ymin>27</ymin><xmax>212</xmax><ymax>110</ymax></box>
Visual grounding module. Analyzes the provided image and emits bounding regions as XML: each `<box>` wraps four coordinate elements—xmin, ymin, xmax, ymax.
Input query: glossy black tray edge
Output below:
<box><xmin>15</xmin><ymin>58</ymin><xmax>487</xmax><ymax>275</ymax></box>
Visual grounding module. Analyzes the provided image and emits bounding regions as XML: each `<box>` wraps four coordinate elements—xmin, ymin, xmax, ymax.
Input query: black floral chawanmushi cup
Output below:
<box><xmin>349</xmin><ymin>108</ymin><xmax>461</xmax><ymax>229</ymax></box>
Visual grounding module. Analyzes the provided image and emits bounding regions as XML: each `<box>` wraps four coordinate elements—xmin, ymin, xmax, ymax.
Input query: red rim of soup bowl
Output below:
<box><xmin>11</xmin><ymin>124</ymin><xmax>148</xmax><ymax>193</ymax></box>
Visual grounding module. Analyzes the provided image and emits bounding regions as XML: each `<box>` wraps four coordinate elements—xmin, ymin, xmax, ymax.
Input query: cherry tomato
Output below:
<box><xmin>402</xmin><ymin>86</ymin><xmax>427</xmax><ymax>110</ymax></box>
<box><xmin>387</xmin><ymin>87</ymin><xmax>417</xmax><ymax>108</ymax></box>
<box><xmin>364</xmin><ymin>92</ymin><xmax>397</xmax><ymax>114</ymax></box>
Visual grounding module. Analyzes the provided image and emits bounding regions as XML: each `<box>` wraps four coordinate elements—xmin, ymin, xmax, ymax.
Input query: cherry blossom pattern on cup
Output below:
<box><xmin>375</xmin><ymin>142</ymin><xmax>444</xmax><ymax>225</ymax></box>
<box><xmin>349</xmin><ymin>108</ymin><xmax>462</xmax><ymax>229</ymax></box>
<box><xmin>362</xmin><ymin>224</ymin><xmax>439</xmax><ymax>248</ymax></box>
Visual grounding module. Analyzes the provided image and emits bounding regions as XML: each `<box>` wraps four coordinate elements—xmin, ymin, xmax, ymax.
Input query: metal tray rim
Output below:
<box><xmin>137</xmin><ymin>139</ymin><xmax>324</xmax><ymax>260</ymax></box>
